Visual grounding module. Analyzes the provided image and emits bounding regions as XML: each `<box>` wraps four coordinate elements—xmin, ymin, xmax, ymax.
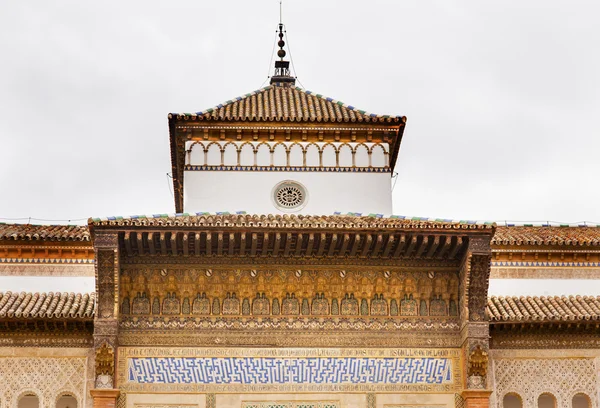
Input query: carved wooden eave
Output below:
<box><xmin>489</xmin><ymin>320</ymin><xmax>600</xmax><ymax>349</ymax></box>
<box><xmin>168</xmin><ymin>118</ymin><xmax>406</xmax><ymax>213</ymax></box>
<box><xmin>0</xmin><ymin>319</ymin><xmax>94</xmax><ymax>347</ymax></box>
<box><xmin>89</xmin><ymin>215</ymin><xmax>493</xmax><ymax>263</ymax></box>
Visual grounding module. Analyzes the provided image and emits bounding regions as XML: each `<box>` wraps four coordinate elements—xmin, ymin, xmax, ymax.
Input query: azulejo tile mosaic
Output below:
<box><xmin>118</xmin><ymin>347</ymin><xmax>462</xmax><ymax>393</ymax></box>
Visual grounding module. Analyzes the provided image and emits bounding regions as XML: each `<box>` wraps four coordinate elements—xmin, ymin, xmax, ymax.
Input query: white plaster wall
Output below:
<box><xmin>488</xmin><ymin>278</ymin><xmax>600</xmax><ymax>296</ymax></box>
<box><xmin>0</xmin><ymin>276</ymin><xmax>95</xmax><ymax>293</ymax></box>
<box><xmin>217</xmin><ymin>393</ymin><xmax>365</xmax><ymax>408</ymax></box>
<box><xmin>183</xmin><ymin>171</ymin><xmax>393</xmax><ymax>215</ymax></box>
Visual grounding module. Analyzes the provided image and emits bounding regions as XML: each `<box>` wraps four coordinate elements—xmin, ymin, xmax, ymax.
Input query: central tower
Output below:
<box><xmin>168</xmin><ymin>24</ymin><xmax>406</xmax><ymax>215</ymax></box>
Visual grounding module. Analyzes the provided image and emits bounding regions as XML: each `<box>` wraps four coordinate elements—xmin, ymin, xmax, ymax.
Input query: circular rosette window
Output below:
<box><xmin>272</xmin><ymin>180</ymin><xmax>308</xmax><ymax>212</ymax></box>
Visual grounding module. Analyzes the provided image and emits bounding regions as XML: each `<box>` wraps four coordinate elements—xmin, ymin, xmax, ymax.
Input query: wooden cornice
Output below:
<box><xmin>115</xmin><ymin>230</ymin><xmax>474</xmax><ymax>261</ymax></box>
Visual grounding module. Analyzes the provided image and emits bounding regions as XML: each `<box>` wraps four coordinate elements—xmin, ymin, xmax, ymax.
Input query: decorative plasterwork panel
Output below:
<box><xmin>0</xmin><ymin>263</ymin><xmax>94</xmax><ymax>276</ymax></box>
<box><xmin>118</xmin><ymin>347</ymin><xmax>462</xmax><ymax>393</ymax></box>
<box><xmin>491</xmin><ymin>266</ymin><xmax>600</xmax><ymax>278</ymax></box>
<box><xmin>383</xmin><ymin>406</ymin><xmax>444</xmax><ymax>408</ymax></box>
<box><xmin>492</xmin><ymin>358</ymin><xmax>597</xmax><ymax>408</ymax></box>
<box><xmin>118</xmin><ymin>327</ymin><xmax>460</xmax><ymax>348</ymax></box>
<box><xmin>0</xmin><ymin>357</ymin><xmax>87</xmax><ymax>408</ymax></box>
<box><xmin>134</xmin><ymin>405</ymin><xmax>197</xmax><ymax>408</ymax></box>
<box><xmin>242</xmin><ymin>402</ymin><xmax>339</xmax><ymax>408</ymax></box>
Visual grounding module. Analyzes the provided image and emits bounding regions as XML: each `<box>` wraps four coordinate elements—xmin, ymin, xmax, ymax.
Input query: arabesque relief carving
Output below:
<box><xmin>492</xmin><ymin>357</ymin><xmax>597</xmax><ymax>408</ymax></box>
<box><xmin>467</xmin><ymin>345</ymin><xmax>488</xmax><ymax>389</ymax></box>
<box><xmin>95</xmin><ymin>342</ymin><xmax>115</xmax><ymax>389</ymax></box>
<box><xmin>0</xmin><ymin>357</ymin><xmax>87</xmax><ymax>408</ymax></box>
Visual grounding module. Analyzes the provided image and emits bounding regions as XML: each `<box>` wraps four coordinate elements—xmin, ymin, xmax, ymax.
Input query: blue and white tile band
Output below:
<box><xmin>127</xmin><ymin>356</ymin><xmax>452</xmax><ymax>385</ymax></box>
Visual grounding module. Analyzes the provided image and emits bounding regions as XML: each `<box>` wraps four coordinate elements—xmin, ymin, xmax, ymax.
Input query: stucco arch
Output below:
<box><xmin>15</xmin><ymin>390</ymin><xmax>42</xmax><ymax>408</ymax></box>
<box><xmin>370</xmin><ymin>143</ymin><xmax>387</xmax><ymax>167</ymax></box>
<box><xmin>288</xmin><ymin>143</ymin><xmax>304</xmax><ymax>167</ymax></box>
<box><xmin>272</xmin><ymin>142</ymin><xmax>287</xmax><ymax>166</ymax></box>
<box><xmin>205</xmin><ymin>142</ymin><xmax>222</xmax><ymax>166</ymax></box>
<box><xmin>239</xmin><ymin>142</ymin><xmax>255</xmax><ymax>166</ymax></box>
<box><xmin>255</xmin><ymin>143</ymin><xmax>271</xmax><ymax>166</ymax></box>
<box><xmin>305</xmin><ymin>143</ymin><xmax>320</xmax><ymax>167</ymax></box>
<box><xmin>354</xmin><ymin>143</ymin><xmax>370</xmax><ymax>167</ymax></box>
<box><xmin>537</xmin><ymin>391</ymin><xmax>558</xmax><ymax>408</ymax></box>
<box><xmin>222</xmin><ymin>142</ymin><xmax>238</xmax><ymax>165</ymax></box>
<box><xmin>188</xmin><ymin>141</ymin><xmax>207</xmax><ymax>165</ymax></box>
<box><xmin>54</xmin><ymin>390</ymin><xmax>80</xmax><ymax>408</ymax></box>
<box><xmin>572</xmin><ymin>393</ymin><xmax>591</xmax><ymax>408</ymax></box>
<box><xmin>338</xmin><ymin>143</ymin><xmax>353</xmax><ymax>167</ymax></box>
<box><xmin>321</xmin><ymin>143</ymin><xmax>337</xmax><ymax>167</ymax></box>
<box><xmin>501</xmin><ymin>392</ymin><xmax>523</xmax><ymax>408</ymax></box>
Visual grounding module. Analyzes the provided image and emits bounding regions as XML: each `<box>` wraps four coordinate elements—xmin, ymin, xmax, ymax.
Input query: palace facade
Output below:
<box><xmin>0</xmin><ymin>23</ymin><xmax>598</xmax><ymax>408</ymax></box>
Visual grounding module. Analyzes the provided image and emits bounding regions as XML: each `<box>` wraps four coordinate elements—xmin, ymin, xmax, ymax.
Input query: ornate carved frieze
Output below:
<box><xmin>121</xmin><ymin>256</ymin><xmax>462</xmax><ymax>268</ymax></box>
<box><xmin>118</xmin><ymin>318</ymin><xmax>461</xmax><ymax>348</ymax></box>
<box><xmin>118</xmin><ymin>267</ymin><xmax>460</xmax><ymax>320</ymax></box>
<box><xmin>0</xmin><ymin>334</ymin><xmax>93</xmax><ymax>348</ymax></box>
<box><xmin>0</xmin><ymin>263</ymin><xmax>94</xmax><ymax>276</ymax></box>
<box><xmin>96</xmin><ymin>249</ymin><xmax>118</xmax><ymax>320</ymax></box>
<box><xmin>458</xmin><ymin>237</ymin><xmax>493</xmax><ymax>325</ymax></box>
<box><xmin>94</xmin><ymin>232</ymin><xmax>119</xmax><ymax>249</ymax></box>
<box><xmin>467</xmin><ymin>254</ymin><xmax>491</xmax><ymax>322</ymax></box>
<box><xmin>460</xmin><ymin>322</ymin><xmax>489</xmax><ymax>344</ymax></box>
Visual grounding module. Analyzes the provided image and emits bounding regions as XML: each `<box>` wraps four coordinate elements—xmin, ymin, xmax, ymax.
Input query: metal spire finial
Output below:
<box><xmin>270</xmin><ymin>0</ymin><xmax>295</xmax><ymax>86</ymax></box>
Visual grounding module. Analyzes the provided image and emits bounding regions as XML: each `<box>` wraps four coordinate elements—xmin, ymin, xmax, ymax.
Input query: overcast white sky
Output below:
<box><xmin>0</xmin><ymin>1</ymin><xmax>599</xmax><ymax>225</ymax></box>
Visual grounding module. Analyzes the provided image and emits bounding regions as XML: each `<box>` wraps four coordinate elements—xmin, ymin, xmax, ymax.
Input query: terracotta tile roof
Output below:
<box><xmin>492</xmin><ymin>226</ymin><xmax>600</xmax><ymax>247</ymax></box>
<box><xmin>169</xmin><ymin>84</ymin><xmax>405</xmax><ymax>124</ymax></box>
<box><xmin>487</xmin><ymin>295</ymin><xmax>600</xmax><ymax>323</ymax></box>
<box><xmin>0</xmin><ymin>223</ymin><xmax>91</xmax><ymax>242</ymax></box>
<box><xmin>89</xmin><ymin>213</ymin><xmax>494</xmax><ymax>231</ymax></box>
<box><xmin>0</xmin><ymin>292</ymin><xmax>95</xmax><ymax>319</ymax></box>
